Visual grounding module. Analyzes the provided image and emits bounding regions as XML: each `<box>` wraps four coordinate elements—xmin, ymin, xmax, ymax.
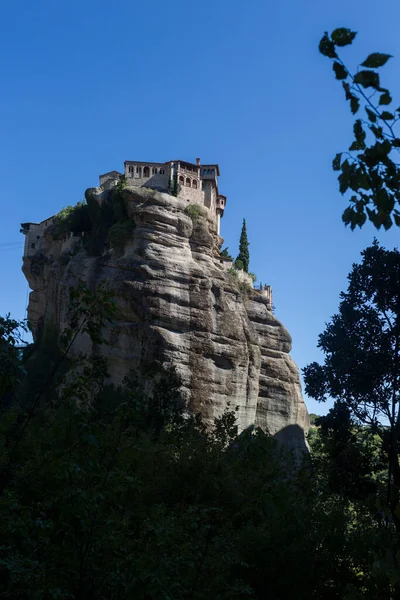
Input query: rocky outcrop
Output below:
<box><xmin>22</xmin><ymin>186</ymin><xmax>309</xmax><ymax>453</ymax></box>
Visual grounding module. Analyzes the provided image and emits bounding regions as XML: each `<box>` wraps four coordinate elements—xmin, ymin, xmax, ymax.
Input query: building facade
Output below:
<box><xmin>99</xmin><ymin>158</ymin><xmax>227</xmax><ymax>234</ymax></box>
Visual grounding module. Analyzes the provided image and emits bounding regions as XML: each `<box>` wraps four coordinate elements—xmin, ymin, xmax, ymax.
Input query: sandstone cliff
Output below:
<box><xmin>22</xmin><ymin>186</ymin><xmax>309</xmax><ymax>453</ymax></box>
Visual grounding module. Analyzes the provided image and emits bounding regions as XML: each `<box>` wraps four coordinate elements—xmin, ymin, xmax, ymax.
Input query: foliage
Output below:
<box><xmin>84</xmin><ymin>190</ymin><xmax>128</xmax><ymax>256</ymax></box>
<box><xmin>309</xmin><ymin>413</ymin><xmax>321</xmax><ymax>425</ymax></box>
<box><xmin>220</xmin><ymin>246</ymin><xmax>233</xmax><ymax>260</ymax></box>
<box><xmin>238</xmin><ymin>280</ymin><xmax>252</xmax><ymax>295</ymax></box>
<box><xmin>1</xmin><ymin>278</ymin><xmax>400</xmax><ymax>597</ymax></box>
<box><xmin>185</xmin><ymin>203</ymin><xmax>202</xmax><ymax>222</ymax></box>
<box><xmin>0</xmin><ymin>315</ymin><xmax>27</xmax><ymax>402</ymax></box>
<box><xmin>234</xmin><ymin>258</ymin><xmax>244</xmax><ymax>270</ymax></box>
<box><xmin>227</xmin><ymin>266</ymin><xmax>238</xmax><ymax>278</ymax></box>
<box><xmin>51</xmin><ymin>201</ymin><xmax>92</xmax><ymax>239</ymax></box>
<box><xmin>303</xmin><ymin>240</ymin><xmax>400</xmax><ymax>530</ymax></box>
<box><xmin>248</xmin><ymin>272</ymin><xmax>257</xmax><ymax>283</ymax></box>
<box><xmin>236</xmin><ymin>218</ymin><xmax>250</xmax><ymax>272</ymax></box>
<box><xmin>107</xmin><ymin>220</ymin><xmax>135</xmax><ymax>252</ymax></box>
<box><xmin>168</xmin><ymin>173</ymin><xmax>181</xmax><ymax>197</ymax></box>
<box><xmin>319</xmin><ymin>27</ymin><xmax>400</xmax><ymax>229</ymax></box>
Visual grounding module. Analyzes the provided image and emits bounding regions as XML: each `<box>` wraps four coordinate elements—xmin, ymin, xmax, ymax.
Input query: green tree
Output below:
<box><xmin>303</xmin><ymin>240</ymin><xmax>400</xmax><ymax>530</ymax></box>
<box><xmin>0</xmin><ymin>315</ymin><xmax>27</xmax><ymax>403</ymax></box>
<box><xmin>1</xmin><ymin>288</ymin><xmax>400</xmax><ymax>596</ymax></box>
<box><xmin>236</xmin><ymin>219</ymin><xmax>250</xmax><ymax>272</ymax></box>
<box><xmin>319</xmin><ymin>27</ymin><xmax>400</xmax><ymax>230</ymax></box>
<box><xmin>220</xmin><ymin>247</ymin><xmax>233</xmax><ymax>260</ymax></box>
<box><xmin>168</xmin><ymin>173</ymin><xmax>180</xmax><ymax>197</ymax></box>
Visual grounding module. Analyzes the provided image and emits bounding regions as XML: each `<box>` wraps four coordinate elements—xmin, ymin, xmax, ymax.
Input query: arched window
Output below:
<box><xmin>143</xmin><ymin>166</ymin><xmax>150</xmax><ymax>177</ymax></box>
<box><xmin>192</xmin><ymin>179</ymin><xmax>198</xmax><ymax>189</ymax></box>
<box><xmin>136</xmin><ymin>166</ymin><xmax>142</xmax><ymax>176</ymax></box>
<box><xmin>186</xmin><ymin>178</ymin><xmax>191</xmax><ymax>187</ymax></box>
<box><xmin>179</xmin><ymin>175</ymin><xmax>184</xmax><ymax>185</ymax></box>
<box><xmin>160</xmin><ymin>168</ymin><xmax>165</xmax><ymax>175</ymax></box>
<box><xmin>152</xmin><ymin>167</ymin><xmax>157</xmax><ymax>175</ymax></box>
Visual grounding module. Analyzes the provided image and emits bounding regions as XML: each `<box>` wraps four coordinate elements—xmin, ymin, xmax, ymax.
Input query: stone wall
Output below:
<box><xmin>177</xmin><ymin>185</ymin><xmax>205</xmax><ymax>205</ymax></box>
<box><xmin>24</xmin><ymin>219</ymin><xmax>55</xmax><ymax>257</ymax></box>
<box><xmin>125</xmin><ymin>170</ymin><xmax>170</xmax><ymax>192</ymax></box>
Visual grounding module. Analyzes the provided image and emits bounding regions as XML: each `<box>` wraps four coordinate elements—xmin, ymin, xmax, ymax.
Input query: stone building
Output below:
<box><xmin>99</xmin><ymin>158</ymin><xmax>227</xmax><ymax>234</ymax></box>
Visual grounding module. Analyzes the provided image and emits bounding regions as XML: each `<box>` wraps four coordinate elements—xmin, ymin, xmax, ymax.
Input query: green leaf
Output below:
<box><xmin>370</xmin><ymin>125</ymin><xmax>384</xmax><ymax>139</ymax></box>
<box><xmin>358</xmin><ymin>171</ymin><xmax>371</xmax><ymax>190</ymax></box>
<box><xmin>319</xmin><ymin>33</ymin><xmax>337</xmax><ymax>58</ymax></box>
<box><xmin>379</xmin><ymin>91</ymin><xmax>392</xmax><ymax>105</ymax></box>
<box><xmin>342</xmin><ymin>81</ymin><xmax>352</xmax><ymax>100</ymax></box>
<box><xmin>332</xmin><ymin>153</ymin><xmax>342</xmax><ymax>171</ymax></box>
<box><xmin>341</xmin><ymin>159</ymin><xmax>350</xmax><ymax>173</ymax></box>
<box><xmin>361</xmin><ymin>53</ymin><xmax>392</xmax><ymax>68</ymax></box>
<box><xmin>333</xmin><ymin>62</ymin><xmax>347</xmax><ymax>80</ymax></box>
<box><xmin>353</xmin><ymin>119</ymin><xmax>366</xmax><ymax>142</ymax></box>
<box><xmin>380</xmin><ymin>111</ymin><xmax>395</xmax><ymax>120</ymax></box>
<box><xmin>365</xmin><ymin>108</ymin><xmax>377</xmax><ymax>123</ymax></box>
<box><xmin>394</xmin><ymin>213</ymin><xmax>400</xmax><ymax>226</ymax></box>
<box><xmin>349</xmin><ymin>141</ymin><xmax>365</xmax><ymax>151</ymax></box>
<box><xmin>342</xmin><ymin>206</ymin><xmax>355</xmax><ymax>227</ymax></box>
<box><xmin>375</xmin><ymin>189</ymin><xmax>394</xmax><ymax>213</ymax></box>
<box><xmin>354</xmin><ymin>70</ymin><xmax>380</xmax><ymax>89</ymax></box>
<box><xmin>339</xmin><ymin>170</ymin><xmax>350</xmax><ymax>194</ymax></box>
<box><xmin>350</xmin><ymin>96</ymin><xmax>360</xmax><ymax>114</ymax></box>
<box><xmin>331</xmin><ymin>28</ymin><xmax>357</xmax><ymax>47</ymax></box>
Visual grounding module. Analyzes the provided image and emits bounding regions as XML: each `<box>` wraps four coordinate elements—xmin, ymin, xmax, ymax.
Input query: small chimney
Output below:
<box><xmin>196</xmin><ymin>157</ymin><xmax>201</xmax><ymax>165</ymax></box>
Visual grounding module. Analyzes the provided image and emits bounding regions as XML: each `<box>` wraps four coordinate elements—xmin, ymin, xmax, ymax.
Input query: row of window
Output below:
<box><xmin>203</xmin><ymin>169</ymin><xmax>215</xmax><ymax>175</ymax></box>
<box><xmin>127</xmin><ymin>166</ymin><xmax>166</xmax><ymax>176</ymax></box>
<box><xmin>179</xmin><ymin>176</ymin><xmax>198</xmax><ymax>189</ymax></box>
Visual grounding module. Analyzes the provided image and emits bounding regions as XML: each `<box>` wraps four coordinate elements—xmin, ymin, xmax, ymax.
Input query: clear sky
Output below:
<box><xmin>2</xmin><ymin>0</ymin><xmax>400</xmax><ymax>416</ymax></box>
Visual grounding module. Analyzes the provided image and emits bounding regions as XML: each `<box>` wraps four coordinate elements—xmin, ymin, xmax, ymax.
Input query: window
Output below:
<box><xmin>37</xmin><ymin>235</ymin><xmax>40</xmax><ymax>239</ymax></box>
<box><xmin>31</xmin><ymin>243</ymin><xmax>35</xmax><ymax>249</ymax></box>
<box><xmin>193</xmin><ymin>180</ymin><xmax>198</xmax><ymax>189</ymax></box>
<box><xmin>179</xmin><ymin>175</ymin><xmax>184</xmax><ymax>185</ymax></box>
<box><xmin>186</xmin><ymin>178</ymin><xmax>191</xmax><ymax>187</ymax></box>
<box><xmin>203</xmin><ymin>169</ymin><xmax>207</xmax><ymax>174</ymax></box>
<box><xmin>207</xmin><ymin>169</ymin><xmax>211</xmax><ymax>174</ymax></box>
<box><xmin>143</xmin><ymin>166</ymin><xmax>150</xmax><ymax>177</ymax></box>
<box><xmin>152</xmin><ymin>167</ymin><xmax>157</xmax><ymax>175</ymax></box>
<box><xmin>160</xmin><ymin>168</ymin><xmax>165</xmax><ymax>174</ymax></box>
<box><xmin>211</xmin><ymin>169</ymin><xmax>215</xmax><ymax>175</ymax></box>
<box><xmin>136</xmin><ymin>166</ymin><xmax>142</xmax><ymax>175</ymax></box>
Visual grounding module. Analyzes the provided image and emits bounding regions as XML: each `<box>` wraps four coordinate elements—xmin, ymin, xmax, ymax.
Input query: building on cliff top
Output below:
<box><xmin>99</xmin><ymin>158</ymin><xmax>227</xmax><ymax>235</ymax></box>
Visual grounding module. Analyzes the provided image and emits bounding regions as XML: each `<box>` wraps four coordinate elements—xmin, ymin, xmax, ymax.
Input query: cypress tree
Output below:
<box><xmin>236</xmin><ymin>218</ymin><xmax>250</xmax><ymax>272</ymax></box>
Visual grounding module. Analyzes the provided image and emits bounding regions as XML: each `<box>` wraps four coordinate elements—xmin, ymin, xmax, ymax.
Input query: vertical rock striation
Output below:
<box><xmin>22</xmin><ymin>186</ymin><xmax>309</xmax><ymax>453</ymax></box>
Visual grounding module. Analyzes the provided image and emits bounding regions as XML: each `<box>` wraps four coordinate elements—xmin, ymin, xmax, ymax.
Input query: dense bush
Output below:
<box><xmin>50</xmin><ymin>201</ymin><xmax>92</xmax><ymax>239</ymax></box>
<box><xmin>0</xmin><ymin>274</ymin><xmax>399</xmax><ymax>598</ymax></box>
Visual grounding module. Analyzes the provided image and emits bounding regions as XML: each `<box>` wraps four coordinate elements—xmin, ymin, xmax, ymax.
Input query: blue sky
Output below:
<box><xmin>1</xmin><ymin>0</ymin><xmax>400</xmax><ymax>416</ymax></box>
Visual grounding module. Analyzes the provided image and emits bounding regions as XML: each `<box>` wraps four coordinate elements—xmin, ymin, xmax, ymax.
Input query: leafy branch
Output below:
<box><xmin>319</xmin><ymin>28</ymin><xmax>400</xmax><ymax>229</ymax></box>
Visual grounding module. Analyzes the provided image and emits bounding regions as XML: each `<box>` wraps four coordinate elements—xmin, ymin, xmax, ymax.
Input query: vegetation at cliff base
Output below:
<box><xmin>304</xmin><ymin>240</ymin><xmax>400</xmax><ymax>529</ymax></box>
<box><xmin>1</xmin><ymin>263</ymin><xmax>400</xmax><ymax>597</ymax></box>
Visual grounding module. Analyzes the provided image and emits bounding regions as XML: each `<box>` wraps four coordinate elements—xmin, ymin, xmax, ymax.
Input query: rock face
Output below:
<box><xmin>22</xmin><ymin>186</ymin><xmax>309</xmax><ymax>453</ymax></box>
